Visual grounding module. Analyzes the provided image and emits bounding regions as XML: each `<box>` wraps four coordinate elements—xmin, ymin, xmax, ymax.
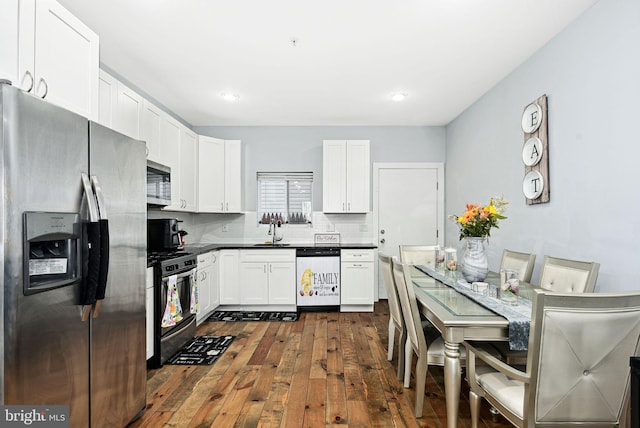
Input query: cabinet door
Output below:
<box><xmin>346</xmin><ymin>140</ymin><xmax>370</xmax><ymax>212</ymax></box>
<box><xmin>341</xmin><ymin>262</ymin><xmax>374</xmax><ymax>305</ymax></box>
<box><xmin>210</xmin><ymin>252</ymin><xmax>220</xmax><ymax>310</ymax></box>
<box><xmin>27</xmin><ymin>0</ymin><xmax>99</xmax><ymax>119</ymax></box>
<box><xmin>142</xmin><ymin>100</ymin><xmax>162</xmax><ymax>161</ymax></box>
<box><xmin>219</xmin><ymin>250</ymin><xmax>239</xmax><ymax>304</ymax></box>
<box><xmin>323</xmin><ymin>140</ymin><xmax>347</xmax><ymax>213</ymax></box>
<box><xmin>224</xmin><ymin>140</ymin><xmax>242</xmax><ymax>212</ymax></box>
<box><xmin>97</xmin><ymin>70</ymin><xmax>117</xmax><ymax>128</ymax></box>
<box><xmin>0</xmin><ymin>0</ymin><xmax>18</xmax><ymax>84</ymax></box>
<box><xmin>161</xmin><ymin>116</ymin><xmax>181</xmax><ymax>210</ymax></box>
<box><xmin>116</xmin><ymin>84</ymin><xmax>143</xmax><ymax>139</ymax></box>
<box><xmin>239</xmin><ymin>263</ymin><xmax>269</xmax><ymax>304</ymax></box>
<box><xmin>268</xmin><ymin>262</ymin><xmax>296</xmax><ymax>305</ymax></box>
<box><xmin>180</xmin><ymin>128</ymin><xmax>197</xmax><ymax>211</ymax></box>
<box><xmin>197</xmin><ymin>136</ymin><xmax>226</xmax><ymax>212</ymax></box>
<box><xmin>196</xmin><ymin>265</ymin><xmax>212</xmax><ymax>324</ymax></box>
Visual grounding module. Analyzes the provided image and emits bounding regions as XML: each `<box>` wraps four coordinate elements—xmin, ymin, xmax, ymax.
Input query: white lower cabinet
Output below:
<box><xmin>196</xmin><ymin>250</ymin><xmax>219</xmax><ymax>324</ymax></box>
<box><xmin>238</xmin><ymin>250</ymin><xmax>296</xmax><ymax>308</ymax></box>
<box><xmin>340</xmin><ymin>249</ymin><xmax>375</xmax><ymax>311</ymax></box>
<box><xmin>268</xmin><ymin>262</ymin><xmax>296</xmax><ymax>305</ymax></box>
<box><xmin>145</xmin><ymin>266</ymin><xmax>154</xmax><ymax>360</ymax></box>
<box><xmin>219</xmin><ymin>250</ymin><xmax>240</xmax><ymax>305</ymax></box>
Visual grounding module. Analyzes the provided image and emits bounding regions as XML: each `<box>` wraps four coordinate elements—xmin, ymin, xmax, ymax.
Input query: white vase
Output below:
<box><xmin>461</xmin><ymin>237</ymin><xmax>488</xmax><ymax>282</ymax></box>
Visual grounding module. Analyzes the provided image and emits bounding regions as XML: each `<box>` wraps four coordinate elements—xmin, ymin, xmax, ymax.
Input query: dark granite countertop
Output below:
<box><xmin>185</xmin><ymin>242</ymin><xmax>377</xmax><ymax>255</ymax></box>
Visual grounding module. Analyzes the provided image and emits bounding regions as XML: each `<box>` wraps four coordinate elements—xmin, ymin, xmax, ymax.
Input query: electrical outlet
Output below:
<box><xmin>222</xmin><ymin>224</ymin><xmax>229</xmax><ymax>232</ymax></box>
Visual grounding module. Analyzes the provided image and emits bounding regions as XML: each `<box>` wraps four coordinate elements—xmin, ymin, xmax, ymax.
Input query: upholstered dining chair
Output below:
<box><xmin>392</xmin><ymin>256</ymin><xmax>448</xmax><ymax>417</ymax></box>
<box><xmin>538</xmin><ymin>255</ymin><xmax>599</xmax><ymax>293</ymax></box>
<box><xmin>379</xmin><ymin>253</ymin><xmax>406</xmax><ymax>381</ymax></box>
<box><xmin>399</xmin><ymin>244</ymin><xmax>439</xmax><ymax>268</ymax></box>
<box><xmin>500</xmin><ymin>249</ymin><xmax>536</xmax><ymax>283</ymax></box>
<box><xmin>495</xmin><ymin>255</ymin><xmax>598</xmax><ymax>366</ymax></box>
<box><xmin>465</xmin><ymin>289</ymin><xmax>640</xmax><ymax>428</ymax></box>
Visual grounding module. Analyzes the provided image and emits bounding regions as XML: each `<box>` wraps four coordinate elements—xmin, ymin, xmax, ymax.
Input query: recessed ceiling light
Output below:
<box><xmin>391</xmin><ymin>92</ymin><xmax>408</xmax><ymax>102</ymax></box>
<box><xmin>221</xmin><ymin>93</ymin><xmax>240</xmax><ymax>101</ymax></box>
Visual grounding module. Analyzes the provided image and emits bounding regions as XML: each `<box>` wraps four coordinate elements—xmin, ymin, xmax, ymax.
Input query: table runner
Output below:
<box><xmin>415</xmin><ymin>265</ymin><xmax>531</xmax><ymax>351</ymax></box>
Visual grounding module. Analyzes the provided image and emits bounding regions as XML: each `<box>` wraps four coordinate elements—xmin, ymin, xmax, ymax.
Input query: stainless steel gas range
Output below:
<box><xmin>147</xmin><ymin>250</ymin><xmax>197</xmax><ymax>368</ymax></box>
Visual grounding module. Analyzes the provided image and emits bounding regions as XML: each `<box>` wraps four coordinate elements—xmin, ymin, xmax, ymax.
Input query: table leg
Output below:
<box><xmin>444</xmin><ymin>340</ymin><xmax>461</xmax><ymax>428</ymax></box>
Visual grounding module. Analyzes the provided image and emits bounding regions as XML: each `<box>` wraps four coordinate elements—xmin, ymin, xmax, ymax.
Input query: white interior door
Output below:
<box><xmin>374</xmin><ymin>163</ymin><xmax>444</xmax><ymax>297</ymax></box>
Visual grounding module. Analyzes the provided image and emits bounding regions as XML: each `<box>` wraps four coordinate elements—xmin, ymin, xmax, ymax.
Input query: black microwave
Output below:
<box><xmin>147</xmin><ymin>160</ymin><xmax>171</xmax><ymax>206</ymax></box>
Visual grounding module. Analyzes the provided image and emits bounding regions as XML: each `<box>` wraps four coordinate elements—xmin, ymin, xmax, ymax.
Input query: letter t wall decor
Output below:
<box><xmin>521</xmin><ymin>94</ymin><xmax>549</xmax><ymax>204</ymax></box>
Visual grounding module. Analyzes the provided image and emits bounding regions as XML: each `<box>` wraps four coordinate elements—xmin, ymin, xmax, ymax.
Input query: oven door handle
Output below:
<box><xmin>161</xmin><ymin>268</ymin><xmax>197</xmax><ymax>282</ymax></box>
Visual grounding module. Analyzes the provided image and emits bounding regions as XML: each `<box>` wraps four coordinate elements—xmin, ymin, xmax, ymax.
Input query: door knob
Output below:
<box><xmin>380</xmin><ymin>229</ymin><xmax>385</xmax><ymax>234</ymax></box>
<box><xmin>380</xmin><ymin>238</ymin><xmax>386</xmax><ymax>244</ymax></box>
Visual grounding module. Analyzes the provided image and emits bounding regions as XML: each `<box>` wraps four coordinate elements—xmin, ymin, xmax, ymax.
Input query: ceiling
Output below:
<box><xmin>59</xmin><ymin>0</ymin><xmax>598</xmax><ymax>127</ymax></box>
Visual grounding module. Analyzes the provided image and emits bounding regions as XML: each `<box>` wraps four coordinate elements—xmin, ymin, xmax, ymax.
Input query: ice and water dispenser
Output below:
<box><xmin>23</xmin><ymin>212</ymin><xmax>81</xmax><ymax>295</ymax></box>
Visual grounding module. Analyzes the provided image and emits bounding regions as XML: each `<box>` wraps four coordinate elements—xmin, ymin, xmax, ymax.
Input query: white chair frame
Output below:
<box><xmin>379</xmin><ymin>252</ymin><xmax>406</xmax><ymax>381</ymax></box>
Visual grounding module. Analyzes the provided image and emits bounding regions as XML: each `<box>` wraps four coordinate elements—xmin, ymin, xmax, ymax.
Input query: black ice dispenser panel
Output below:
<box><xmin>23</xmin><ymin>212</ymin><xmax>81</xmax><ymax>295</ymax></box>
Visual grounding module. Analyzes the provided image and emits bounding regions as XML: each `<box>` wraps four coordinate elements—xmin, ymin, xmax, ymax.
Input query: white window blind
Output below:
<box><xmin>257</xmin><ymin>172</ymin><xmax>312</xmax><ymax>224</ymax></box>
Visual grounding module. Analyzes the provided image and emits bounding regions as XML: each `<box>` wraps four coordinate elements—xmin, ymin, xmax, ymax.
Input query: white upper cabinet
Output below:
<box><xmin>161</xmin><ymin>115</ymin><xmax>181</xmax><ymax>211</ymax></box>
<box><xmin>323</xmin><ymin>140</ymin><xmax>370</xmax><ymax>213</ymax></box>
<box><xmin>178</xmin><ymin>127</ymin><xmax>197</xmax><ymax>211</ymax></box>
<box><xmin>98</xmin><ymin>70</ymin><xmax>143</xmax><ymax>139</ymax></box>
<box><xmin>197</xmin><ymin>137</ymin><xmax>242</xmax><ymax>213</ymax></box>
<box><xmin>141</xmin><ymin>100</ymin><xmax>162</xmax><ymax>162</ymax></box>
<box><xmin>98</xmin><ymin>70</ymin><xmax>117</xmax><ymax>129</ymax></box>
<box><xmin>116</xmin><ymin>83</ymin><xmax>144</xmax><ymax>139</ymax></box>
<box><xmin>18</xmin><ymin>0</ymin><xmax>99</xmax><ymax>119</ymax></box>
<box><xmin>0</xmin><ymin>0</ymin><xmax>19</xmax><ymax>84</ymax></box>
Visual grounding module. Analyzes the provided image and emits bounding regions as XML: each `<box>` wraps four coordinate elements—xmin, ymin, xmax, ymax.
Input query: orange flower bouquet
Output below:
<box><xmin>449</xmin><ymin>196</ymin><xmax>508</xmax><ymax>241</ymax></box>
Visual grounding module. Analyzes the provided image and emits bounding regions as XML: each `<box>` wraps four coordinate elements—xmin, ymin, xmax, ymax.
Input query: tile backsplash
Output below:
<box><xmin>148</xmin><ymin>209</ymin><xmax>375</xmax><ymax>245</ymax></box>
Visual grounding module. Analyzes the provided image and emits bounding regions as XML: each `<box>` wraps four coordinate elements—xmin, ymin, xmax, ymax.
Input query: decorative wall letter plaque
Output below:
<box><xmin>521</xmin><ymin>95</ymin><xmax>549</xmax><ymax>204</ymax></box>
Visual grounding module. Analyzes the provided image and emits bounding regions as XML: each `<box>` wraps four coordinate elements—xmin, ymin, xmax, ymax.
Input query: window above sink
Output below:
<box><xmin>257</xmin><ymin>172</ymin><xmax>312</xmax><ymax>226</ymax></box>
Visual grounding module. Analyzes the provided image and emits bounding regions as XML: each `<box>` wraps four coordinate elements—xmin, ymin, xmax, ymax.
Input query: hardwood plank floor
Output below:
<box><xmin>131</xmin><ymin>302</ymin><xmax>513</xmax><ymax>428</ymax></box>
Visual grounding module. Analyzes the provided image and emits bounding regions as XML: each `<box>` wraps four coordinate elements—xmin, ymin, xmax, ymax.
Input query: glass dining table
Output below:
<box><xmin>409</xmin><ymin>266</ymin><xmax>534</xmax><ymax>428</ymax></box>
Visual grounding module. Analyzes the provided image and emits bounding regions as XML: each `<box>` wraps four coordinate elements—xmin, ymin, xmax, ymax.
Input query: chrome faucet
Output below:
<box><xmin>268</xmin><ymin>218</ymin><xmax>283</xmax><ymax>246</ymax></box>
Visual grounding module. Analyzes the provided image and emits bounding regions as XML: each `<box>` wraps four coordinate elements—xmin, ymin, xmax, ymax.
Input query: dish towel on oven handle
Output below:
<box><xmin>190</xmin><ymin>269</ymin><xmax>198</xmax><ymax>314</ymax></box>
<box><xmin>161</xmin><ymin>274</ymin><xmax>183</xmax><ymax>327</ymax></box>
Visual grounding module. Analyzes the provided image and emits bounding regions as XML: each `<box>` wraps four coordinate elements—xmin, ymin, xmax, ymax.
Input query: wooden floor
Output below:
<box><xmin>131</xmin><ymin>301</ymin><xmax>512</xmax><ymax>428</ymax></box>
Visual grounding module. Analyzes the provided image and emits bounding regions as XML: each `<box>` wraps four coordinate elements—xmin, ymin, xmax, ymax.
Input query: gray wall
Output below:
<box><xmin>445</xmin><ymin>0</ymin><xmax>640</xmax><ymax>291</ymax></box>
<box><xmin>193</xmin><ymin>126</ymin><xmax>446</xmax><ymax>211</ymax></box>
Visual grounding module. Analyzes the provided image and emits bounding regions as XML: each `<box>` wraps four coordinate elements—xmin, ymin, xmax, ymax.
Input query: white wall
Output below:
<box><xmin>445</xmin><ymin>0</ymin><xmax>640</xmax><ymax>292</ymax></box>
<box><xmin>193</xmin><ymin>126</ymin><xmax>446</xmax><ymax>211</ymax></box>
<box><xmin>164</xmin><ymin>126</ymin><xmax>445</xmax><ymax>243</ymax></box>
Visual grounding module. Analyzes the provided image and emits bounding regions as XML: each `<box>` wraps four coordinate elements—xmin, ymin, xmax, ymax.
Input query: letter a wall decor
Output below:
<box><xmin>521</xmin><ymin>94</ymin><xmax>549</xmax><ymax>205</ymax></box>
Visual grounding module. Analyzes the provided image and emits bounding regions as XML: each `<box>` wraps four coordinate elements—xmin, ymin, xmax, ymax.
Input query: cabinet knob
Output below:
<box><xmin>380</xmin><ymin>238</ymin><xmax>386</xmax><ymax>244</ymax></box>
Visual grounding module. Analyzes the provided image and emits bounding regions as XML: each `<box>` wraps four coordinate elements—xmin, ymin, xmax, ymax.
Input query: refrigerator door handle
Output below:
<box><xmin>80</xmin><ymin>173</ymin><xmax>101</xmax><ymax>321</ymax></box>
<box><xmin>91</xmin><ymin>176</ymin><xmax>110</xmax><ymax>318</ymax></box>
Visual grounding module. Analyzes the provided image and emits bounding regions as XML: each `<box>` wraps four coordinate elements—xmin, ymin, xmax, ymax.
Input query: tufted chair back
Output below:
<box><xmin>465</xmin><ymin>289</ymin><xmax>640</xmax><ymax>428</ymax></box>
<box><xmin>399</xmin><ymin>245</ymin><xmax>439</xmax><ymax>268</ymax></box>
<box><xmin>528</xmin><ymin>290</ymin><xmax>640</xmax><ymax>425</ymax></box>
<box><xmin>538</xmin><ymin>256</ymin><xmax>599</xmax><ymax>293</ymax></box>
<box><xmin>500</xmin><ymin>249</ymin><xmax>536</xmax><ymax>283</ymax></box>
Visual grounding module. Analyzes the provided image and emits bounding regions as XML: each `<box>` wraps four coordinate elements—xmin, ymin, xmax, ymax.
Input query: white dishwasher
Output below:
<box><xmin>296</xmin><ymin>247</ymin><xmax>340</xmax><ymax>311</ymax></box>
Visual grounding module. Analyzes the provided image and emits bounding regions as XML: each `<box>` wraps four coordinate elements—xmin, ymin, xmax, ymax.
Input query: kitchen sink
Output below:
<box><xmin>253</xmin><ymin>243</ymin><xmax>291</xmax><ymax>247</ymax></box>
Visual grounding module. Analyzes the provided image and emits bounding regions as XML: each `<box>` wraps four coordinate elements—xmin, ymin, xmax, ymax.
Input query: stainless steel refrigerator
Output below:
<box><xmin>0</xmin><ymin>82</ymin><xmax>147</xmax><ymax>426</ymax></box>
